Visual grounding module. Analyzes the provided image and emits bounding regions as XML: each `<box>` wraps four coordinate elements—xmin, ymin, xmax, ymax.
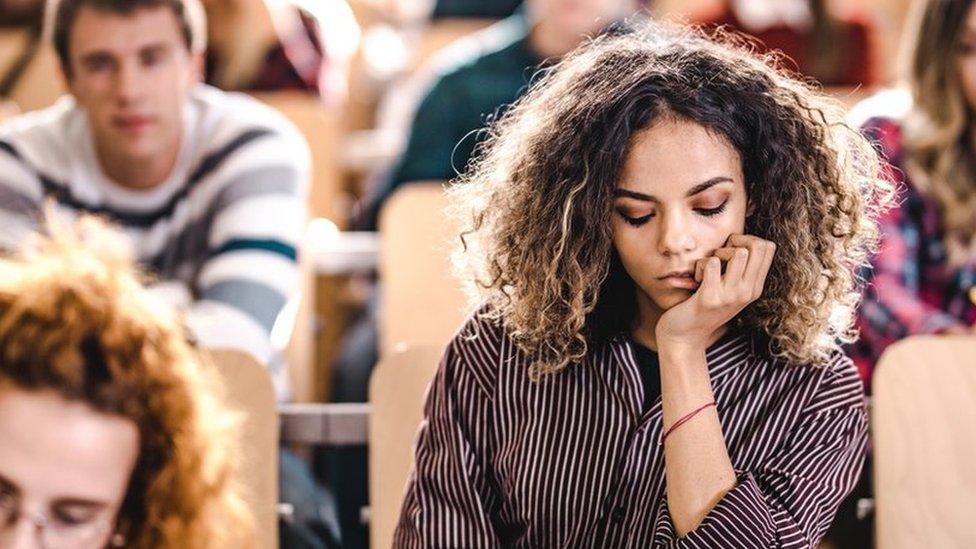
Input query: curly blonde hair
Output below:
<box><xmin>451</xmin><ymin>21</ymin><xmax>892</xmax><ymax>376</ymax></box>
<box><xmin>0</xmin><ymin>216</ymin><xmax>253</xmax><ymax>548</ymax></box>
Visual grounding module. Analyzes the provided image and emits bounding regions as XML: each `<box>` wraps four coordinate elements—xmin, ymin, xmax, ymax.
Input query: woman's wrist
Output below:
<box><xmin>658</xmin><ymin>342</ymin><xmax>713</xmax><ymax>399</ymax></box>
<box><xmin>656</xmin><ymin>336</ymin><xmax>708</xmax><ymax>360</ymax></box>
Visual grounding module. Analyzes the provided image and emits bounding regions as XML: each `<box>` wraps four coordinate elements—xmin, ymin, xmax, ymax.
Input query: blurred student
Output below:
<box><xmin>0</xmin><ymin>0</ymin><xmax>308</xmax><ymax>398</ymax></box>
<box><xmin>0</xmin><ymin>217</ymin><xmax>252</xmax><ymax>549</ymax></box>
<box><xmin>0</xmin><ymin>0</ymin><xmax>64</xmax><ymax>112</ymax></box>
<box><xmin>0</xmin><ymin>0</ymin><xmax>43</xmax><ymax>96</ymax></box>
<box><xmin>695</xmin><ymin>0</ymin><xmax>876</xmax><ymax>87</ymax></box>
<box><xmin>201</xmin><ymin>0</ymin><xmax>334</xmax><ymax>96</ymax></box>
<box><xmin>358</xmin><ymin>0</ymin><xmax>642</xmax><ymax>229</ymax></box>
<box><xmin>851</xmin><ymin>0</ymin><xmax>976</xmax><ymax>386</ymax></box>
<box><xmin>430</xmin><ymin>0</ymin><xmax>523</xmax><ymax>19</ymax></box>
<box><xmin>395</xmin><ymin>21</ymin><xmax>890</xmax><ymax>546</ymax></box>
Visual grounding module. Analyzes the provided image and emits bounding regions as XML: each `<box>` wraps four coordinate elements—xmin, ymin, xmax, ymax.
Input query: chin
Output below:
<box><xmin>120</xmin><ymin>142</ymin><xmax>162</xmax><ymax>161</ymax></box>
<box><xmin>648</xmin><ymin>288</ymin><xmax>694</xmax><ymax>311</ymax></box>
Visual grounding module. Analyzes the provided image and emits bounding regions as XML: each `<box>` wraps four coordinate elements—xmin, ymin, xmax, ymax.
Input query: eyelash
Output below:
<box><xmin>619</xmin><ymin>200</ymin><xmax>729</xmax><ymax>227</ymax></box>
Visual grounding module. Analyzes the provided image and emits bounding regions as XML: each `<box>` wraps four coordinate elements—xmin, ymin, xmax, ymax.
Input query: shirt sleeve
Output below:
<box><xmin>0</xmin><ymin>143</ymin><xmax>44</xmax><ymax>252</ymax></box>
<box><xmin>394</xmin><ymin>340</ymin><xmax>501</xmax><ymax>548</ymax></box>
<box><xmin>654</xmin><ymin>354</ymin><xmax>869</xmax><ymax>548</ymax></box>
<box><xmin>182</xmin><ymin>128</ymin><xmax>310</xmax><ymax>396</ymax></box>
<box><xmin>855</xmin><ymin>117</ymin><xmax>964</xmax><ymax>365</ymax></box>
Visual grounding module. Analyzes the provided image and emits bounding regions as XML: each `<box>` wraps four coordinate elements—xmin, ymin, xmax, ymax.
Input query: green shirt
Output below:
<box><xmin>366</xmin><ymin>15</ymin><xmax>541</xmax><ymax>228</ymax></box>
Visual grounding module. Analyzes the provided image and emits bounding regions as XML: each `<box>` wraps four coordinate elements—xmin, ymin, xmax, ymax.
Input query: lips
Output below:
<box><xmin>658</xmin><ymin>270</ymin><xmax>699</xmax><ymax>290</ymax></box>
<box><xmin>112</xmin><ymin>114</ymin><xmax>154</xmax><ymax>132</ymax></box>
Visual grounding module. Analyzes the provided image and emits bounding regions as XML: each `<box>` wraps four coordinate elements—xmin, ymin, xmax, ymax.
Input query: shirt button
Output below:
<box><xmin>612</xmin><ymin>506</ymin><xmax>626</xmax><ymax>522</ymax></box>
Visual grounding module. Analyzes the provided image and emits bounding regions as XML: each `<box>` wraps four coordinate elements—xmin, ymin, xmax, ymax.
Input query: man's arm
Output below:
<box><xmin>183</xmin><ymin>128</ymin><xmax>310</xmax><ymax>396</ymax></box>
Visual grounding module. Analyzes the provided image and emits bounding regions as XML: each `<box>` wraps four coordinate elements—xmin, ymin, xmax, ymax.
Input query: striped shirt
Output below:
<box><xmin>395</xmin><ymin>313</ymin><xmax>868</xmax><ymax>548</ymax></box>
<box><xmin>0</xmin><ymin>85</ymin><xmax>309</xmax><ymax>399</ymax></box>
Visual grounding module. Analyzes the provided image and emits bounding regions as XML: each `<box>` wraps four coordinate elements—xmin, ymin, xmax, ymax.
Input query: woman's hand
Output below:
<box><xmin>656</xmin><ymin>234</ymin><xmax>776</xmax><ymax>352</ymax></box>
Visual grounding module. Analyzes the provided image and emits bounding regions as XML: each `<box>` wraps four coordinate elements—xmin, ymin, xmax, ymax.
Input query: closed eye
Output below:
<box><xmin>619</xmin><ymin>212</ymin><xmax>654</xmax><ymax>227</ymax></box>
<box><xmin>695</xmin><ymin>200</ymin><xmax>728</xmax><ymax>217</ymax></box>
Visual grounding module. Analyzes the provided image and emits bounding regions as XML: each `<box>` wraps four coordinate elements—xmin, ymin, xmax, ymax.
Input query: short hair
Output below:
<box><xmin>0</xmin><ymin>216</ymin><xmax>253</xmax><ymax>547</ymax></box>
<box><xmin>45</xmin><ymin>0</ymin><xmax>207</xmax><ymax>78</ymax></box>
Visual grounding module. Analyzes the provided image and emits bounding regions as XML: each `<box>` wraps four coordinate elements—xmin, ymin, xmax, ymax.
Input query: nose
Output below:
<box><xmin>657</xmin><ymin>209</ymin><xmax>696</xmax><ymax>256</ymax></box>
<box><xmin>2</xmin><ymin>517</ymin><xmax>42</xmax><ymax>549</ymax></box>
<box><xmin>113</xmin><ymin>60</ymin><xmax>143</xmax><ymax>106</ymax></box>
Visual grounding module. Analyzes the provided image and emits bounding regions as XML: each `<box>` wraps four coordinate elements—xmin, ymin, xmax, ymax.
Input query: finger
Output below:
<box><xmin>726</xmin><ymin>234</ymin><xmax>764</xmax><ymax>249</ymax></box>
<box><xmin>722</xmin><ymin>247</ymin><xmax>749</xmax><ymax>285</ymax></box>
<box><xmin>701</xmin><ymin>256</ymin><xmax>722</xmax><ymax>293</ymax></box>
<box><xmin>754</xmin><ymin>241</ymin><xmax>776</xmax><ymax>295</ymax></box>
<box><xmin>695</xmin><ymin>257</ymin><xmax>706</xmax><ymax>282</ymax></box>
<box><xmin>709</xmin><ymin>247</ymin><xmax>741</xmax><ymax>276</ymax></box>
<box><xmin>729</xmin><ymin>234</ymin><xmax>771</xmax><ymax>291</ymax></box>
<box><xmin>710</xmin><ymin>247</ymin><xmax>737</xmax><ymax>262</ymax></box>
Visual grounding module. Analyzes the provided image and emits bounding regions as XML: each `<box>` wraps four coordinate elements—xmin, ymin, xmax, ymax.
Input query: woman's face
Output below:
<box><xmin>956</xmin><ymin>3</ymin><xmax>976</xmax><ymax>112</ymax></box>
<box><xmin>0</xmin><ymin>387</ymin><xmax>139</xmax><ymax>548</ymax></box>
<box><xmin>611</xmin><ymin>116</ymin><xmax>748</xmax><ymax>318</ymax></box>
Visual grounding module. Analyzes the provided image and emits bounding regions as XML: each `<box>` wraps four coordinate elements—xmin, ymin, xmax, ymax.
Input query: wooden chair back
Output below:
<box><xmin>208</xmin><ymin>348</ymin><xmax>280</xmax><ymax>549</ymax></box>
<box><xmin>378</xmin><ymin>182</ymin><xmax>469</xmax><ymax>357</ymax></box>
<box><xmin>0</xmin><ymin>29</ymin><xmax>65</xmax><ymax>114</ymax></box>
<box><xmin>872</xmin><ymin>336</ymin><xmax>976</xmax><ymax>548</ymax></box>
<box><xmin>368</xmin><ymin>346</ymin><xmax>443</xmax><ymax>548</ymax></box>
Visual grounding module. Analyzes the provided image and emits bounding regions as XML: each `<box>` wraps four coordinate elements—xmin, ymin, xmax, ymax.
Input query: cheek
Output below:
<box><xmin>957</xmin><ymin>58</ymin><xmax>976</xmax><ymax>108</ymax></box>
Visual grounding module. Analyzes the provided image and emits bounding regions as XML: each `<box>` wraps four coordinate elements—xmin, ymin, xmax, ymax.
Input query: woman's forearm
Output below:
<box><xmin>658</xmin><ymin>344</ymin><xmax>737</xmax><ymax>537</ymax></box>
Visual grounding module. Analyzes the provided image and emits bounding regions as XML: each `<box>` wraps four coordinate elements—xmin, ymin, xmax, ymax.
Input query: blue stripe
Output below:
<box><xmin>209</xmin><ymin>238</ymin><xmax>297</xmax><ymax>262</ymax></box>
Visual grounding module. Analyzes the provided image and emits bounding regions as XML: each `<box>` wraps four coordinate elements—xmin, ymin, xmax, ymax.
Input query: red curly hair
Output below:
<box><xmin>0</xmin><ymin>217</ymin><xmax>254</xmax><ymax>548</ymax></box>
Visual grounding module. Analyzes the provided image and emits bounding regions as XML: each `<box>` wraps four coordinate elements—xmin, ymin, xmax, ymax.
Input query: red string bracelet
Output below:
<box><xmin>660</xmin><ymin>401</ymin><xmax>717</xmax><ymax>446</ymax></box>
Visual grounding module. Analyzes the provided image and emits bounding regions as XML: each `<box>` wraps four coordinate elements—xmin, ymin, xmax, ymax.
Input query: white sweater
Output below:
<box><xmin>0</xmin><ymin>85</ymin><xmax>310</xmax><ymax>399</ymax></box>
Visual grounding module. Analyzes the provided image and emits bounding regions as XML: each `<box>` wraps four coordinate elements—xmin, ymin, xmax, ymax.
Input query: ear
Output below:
<box><xmin>190</xmin><ymin>51</ymin><xmax>205</xmax><ymax>84</ymax></box>
<box><xmin>746</xmin><ymin>199</ymin><xmax>756</xmax><ymax>219</ymax></box>
<box><xmin>57</xmin><ymin>61</ymin><xmax>75</xmax><ymax>98</ymax></box>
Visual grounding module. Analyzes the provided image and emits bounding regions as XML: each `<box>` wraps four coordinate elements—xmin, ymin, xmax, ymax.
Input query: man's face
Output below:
<box><xmin>65</xmin><ymin>5</ymin><xmax>199</xmax><ymax>170</ymax></box>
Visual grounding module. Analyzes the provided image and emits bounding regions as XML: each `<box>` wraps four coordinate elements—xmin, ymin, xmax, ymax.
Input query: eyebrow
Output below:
<box><xmin>78</xmin><ymin>42</ymin><xmax>171</xmax><ymax>65</ymax></box>
<box><xmin>139</xmin><ymin>43</ymin><xmax>171</xmax><ymax>56</ymax></box>
<box><xmin>79</xmin><ymin>51</ymin><xmax>114</xmax><ymax>67</ymax></box>
<box><xmin>52</xmin><ymin>498</ymin><xmax>109</xmax><ymax>509</ymax></box>
<box><xmin>0</xmin><ymin>473</ymin><xmax>19</xmax><ymax>496</ymax></box>
<box><xmin>613</xmin><ymin>177</ymin><xmax>734</xmax><ymax>202</ymax></box>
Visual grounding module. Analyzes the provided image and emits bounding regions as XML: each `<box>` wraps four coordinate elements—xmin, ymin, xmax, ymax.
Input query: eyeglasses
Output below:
<box><xmin>0</xmin><ymin>489</ymin><xmax>123</xmax><ymax>549</ymax></box>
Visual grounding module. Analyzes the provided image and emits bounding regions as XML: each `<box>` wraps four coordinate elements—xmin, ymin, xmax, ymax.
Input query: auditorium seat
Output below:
<box><xmin>0</xmin><ymin>29</ymin><xmax>64</xmax><ymax>114</ymax></box>
<box><xmin>209</xmin><ymin>348</ymin><xmax>280</xmax><ymax>549</ymax></box>
<box><xmin>872</xmin><ymin>335</ymin><xmax>976</xmax><ymax>548</ymax></box>
<box><xmin>378</xmin><ymin>182</ymin><xmax>470</xmax><ymax>357</ymax></box>
<box><xmin>368</xmin><ymin>345</ymin><xmax>443</xmax><ymax>548</ymax></box>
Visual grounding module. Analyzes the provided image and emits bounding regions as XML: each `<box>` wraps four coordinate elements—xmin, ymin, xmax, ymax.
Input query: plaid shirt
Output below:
<box><xmin>851</xmin><ymin>117</ymin><xmax>976</xmax><ymax>389</ymax></box>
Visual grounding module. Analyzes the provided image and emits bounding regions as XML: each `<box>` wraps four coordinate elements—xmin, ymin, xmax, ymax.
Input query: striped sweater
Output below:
<box><xmin>395</xmin><ymin>313</ymin><xmax>868</xmax><ymax>548</ymax></box>
<box><xmin>0</xmin><ymin>85</ymin><xmax>309</xmax><ymax>399</ymax></box>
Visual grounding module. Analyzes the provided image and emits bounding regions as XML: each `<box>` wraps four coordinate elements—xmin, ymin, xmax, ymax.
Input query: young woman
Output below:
<box><xmin>851</xmin><ymin>0</ymin><xmax>976</xmax><ymax>387</ymax></box>
<box><xmin>0</xmin><ymin>219</ymin><xmax>252</xmax><ymax>548</ymax></box>
<box><xmin>394</xmin><ymin>22</ymin><xmax>890</xmax><ymax>547</ymax></box>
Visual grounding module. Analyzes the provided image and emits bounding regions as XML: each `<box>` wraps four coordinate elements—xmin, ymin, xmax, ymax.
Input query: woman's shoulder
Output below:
<box><xmin>440</xmin><ymin>306</ymin><xmax>514</xmax><ymax>395</ymax></box>
<box><xmin>449</xmin><ymin>305</ymin><xmax>509</xmax><ymax>352</ymax></box>
<box><xmin>776</xmin><ymin>346</ymin><xmax>866</xmax><ymax>414</ymax></box>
